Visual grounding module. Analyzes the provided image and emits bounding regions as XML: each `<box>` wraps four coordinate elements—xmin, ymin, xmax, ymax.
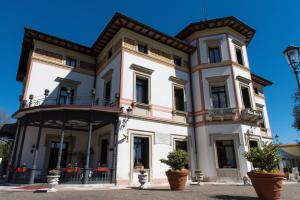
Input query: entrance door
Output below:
<box><xmin>48</xmin><ymin>141</ymin><xmax>68</xmax><ymax>171</ymax></box>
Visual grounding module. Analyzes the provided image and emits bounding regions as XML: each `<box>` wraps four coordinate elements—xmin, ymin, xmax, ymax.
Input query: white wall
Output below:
<box><xmin>121</xmin><ymin>51</ymin><xmax>192</xmax><ymax>118</ymax></box>
<box><xmin>25</xmin><ymin>60</ymin><xmax>94</xmax><ymax>101</ymax></box>
<box><xmin>96</xmin><ymin>53</ymin><xmax>121</xmax><ymax>103</ymax></box>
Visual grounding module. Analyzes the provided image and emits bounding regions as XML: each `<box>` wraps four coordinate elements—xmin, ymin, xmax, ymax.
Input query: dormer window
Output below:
<box><xmin>65</xmin><ymin>57</ymin><xmax>77</xmax><ymax>67</ymax></box>
<box><xmin>137</xmin><ymin>42</ymin><xmax>148</xmax><ymax>54</ymax></box>
<box><xmin>235</xmin><ymin>47</ymin><xmax>244</xmax><ymax>65</ymax></box>
<box><xmin>173</xmin><ymin>55</ymin><xmax>182</xmax><ymax>66</ymax></box>
<box><xmin>208</xmin><ymin>47</ymin><xmax>221</xmax><ymax>63</ymax></box>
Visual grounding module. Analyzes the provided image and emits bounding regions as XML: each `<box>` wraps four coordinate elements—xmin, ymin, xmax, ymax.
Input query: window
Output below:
<box><xmin>175</xmin><ymin>140</ymin><xmax>189</xmax><ymax>169</ymax></box>
<box><xmin>254</xmin><ymin>87</ymin><xmax>259</xmax><ymax>95</ymax></box>
<box><xmin>208</xmin><ymin>47</ymin><xmax>221</xmax><ymax>63</ymax></box>
<box><xmin>241</xmin><ymin>86</ymin><xmax>252</xmax><ymax>108</ymax></box>
<box><xmin>211</xmin><ymin>85</ymin><xmax>228</xmax><ymax>108</ymax></box>
<box><xmin>175</xmin><ymin>140</ymin><xmax>187</xmax><ymax>152</ymax></box>
<box><xmin>136</xmin><ymin>76</ymin><xmax>149</xmax><ymax>104</ymax></box>
<box><xmin>100</xmin><ymin>139</ymin><xmax>109</xmax><ymax>165</ymax></box>
<box><xmin>216</xmin><ymin>140</ymin><xmax>237</xmax><ymax>168</ymax></box>
<box><xmin>107</xmin><ymin>48</ymin><xmax>113</xmax><ymax>59</ymax></box>
<box><xmin>174</xmin><ymin>87</ymin><xmax>184</xmax><ymax>111</ymax></box>
<box><xmin>235</xmin><ymin>47</ymin><xmax>244</xmax><ymax>65</ymax></box>
<box><xmin>249</xmin><ymin>140</ymin><xmax>259</xmax><ymax>149</ymax></box>
<box><xmin>173</xmin><ymin>55</ymin><xmax>182</xmax><ymax>66</ymax></box>
<box><xmin>104</xmin><ymin>80</ymin><xmax>111</xmax><ymax>105</ymax></box>
<box><xmin>257</xmin><ymin>106</ymin><xmax>266</xmax><ymax>128</ymax></box>
<box><xmin>133</xmin><ymin>137</ymin><xmax>149</xmax><ymax>169</ymax></box>
<box><xmin>65</xmin><ymin>57</ymin><xmax>77</xmax><ymax>67</ymax></box>
<box><xmin>137</xmin><ymin>43</ymin><xmax>148</xmax><ymax>54</ymax></box>
<box><xmin>58</xmin><ymin>87</ymin><xmax>74</xmax><ymax>104</ymax></box>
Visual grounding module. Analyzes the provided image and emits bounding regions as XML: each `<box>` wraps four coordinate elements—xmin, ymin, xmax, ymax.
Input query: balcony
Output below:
<box><xmin>241</xmin><ymin>108</ymin><xmax>261</xmax><ymax>122</ymax></box>
<box><xmin>208</xmin><ymin>108</ymin><xmax>237</xmax><ymax>121</ymax></box>
<box><xmin>20</xmin><ymin>95</ymin><xmax>118</xmax><ymax>109</ymax></box>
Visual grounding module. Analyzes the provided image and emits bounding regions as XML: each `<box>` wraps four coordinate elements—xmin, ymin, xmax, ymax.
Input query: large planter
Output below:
<box><xmin>247</xmin><ymin>171</ymin><xmax>285</xmax><ymax>200</ymax></box>
<box><xmin>166</xmin><ymin>170</ymin><xmax>188</xmax><ymax>191</ymax></box>
<box><xmin>138</xmin><ymin>173</ymin><xmax>148</xmax><ymax>189</ymax></box>
<box><xmin>47</xmin><ymin>175</ymin><xmax>60</xmax><ymax>192</ymax></box>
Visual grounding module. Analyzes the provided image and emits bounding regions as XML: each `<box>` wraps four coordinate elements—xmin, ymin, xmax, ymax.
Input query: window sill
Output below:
<box><xmin>132</xmin><ymin>101</ymin><xmax>152</xmax><ymax>109</ymax></box>
<box><xmin>260</xmin><ymin>127</ymin><xmax>268</xmax><ymax>132</ymax></box>
<box><xmin>172</xmin><ymin>109</ymin><xmax>188</xmax><ymax>116</ymax></box>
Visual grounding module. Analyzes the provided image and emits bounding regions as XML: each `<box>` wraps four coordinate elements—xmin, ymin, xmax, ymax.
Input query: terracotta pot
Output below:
<box><xmin>166</xmin><ymin>170</ymin><xmax>189</xmax><ymax>191</ymax></box>
<box><xmin>247</xmin><ymin>171</ymin><xmax>285</xmax><ymax>200</ymax></box>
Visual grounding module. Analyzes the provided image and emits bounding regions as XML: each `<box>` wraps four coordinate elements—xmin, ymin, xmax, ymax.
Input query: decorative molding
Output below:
<box><xmin>130</xmin><ymin>64</ymin><xmax>154</xmax><ymax>75</ymax></box>
<box><xmin>236</xmin><ymin>75</ymin><xmax>251</xmax><ymax>84</ymax></box>
<box><xmin>168</xmin><ymin>76</ymin><xmax>187</xmax><ymax>85</ymax></box>
<box><xmin>206</xmin><ymin>75</ymin><xmax>230</xmax><ymax>83</ymax></box>
<box><xmin>55</xmin><ymin>77</ymin><xmax>81</xmax><ymax>86</ymax></box>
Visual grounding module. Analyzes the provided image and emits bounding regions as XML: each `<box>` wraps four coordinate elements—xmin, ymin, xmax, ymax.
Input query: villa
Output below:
<box><xmin>8</xmin><ymin>13</ymin><xmax>273</xmax><ymax>185</ymax></box>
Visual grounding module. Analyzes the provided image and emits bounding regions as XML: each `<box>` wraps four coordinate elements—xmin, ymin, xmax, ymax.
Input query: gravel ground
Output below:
<box><xmin>0</xmin><ymin>184</ymin><xmax>299</xmax><ymax>200</ymax></box>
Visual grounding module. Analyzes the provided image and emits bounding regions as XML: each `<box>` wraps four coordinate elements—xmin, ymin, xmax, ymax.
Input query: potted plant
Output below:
<box><xmin>243</xmin><ymin>143</ymin><xmax>285</xmax><ymax>200</ymax></box>
<box><xmin>160</xmin><ymin>150</ymin><xmax>189</xmax><ymax>191</ymax></box>
<box><xmin>137</xmin><ymin>170</ymin><xmax>148</xmax><ymax>189</ymax></box>
<box><xmin>47</xmin><ymin>169</ymin><xmax>60</xmax><ymax>192</ymax></box>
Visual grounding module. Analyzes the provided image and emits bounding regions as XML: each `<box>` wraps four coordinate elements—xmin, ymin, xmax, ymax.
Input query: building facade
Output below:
<box><xmin>9</xmin><ymin>13</ymin><xmax>273</xmax><ymax>185</ymax></box>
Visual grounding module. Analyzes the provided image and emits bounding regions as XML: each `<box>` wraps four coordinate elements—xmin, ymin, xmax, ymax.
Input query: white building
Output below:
<box><xmin>9</xmin><ymin>13</ymin><xmax>273</xmax><ymax>185</ymax></box>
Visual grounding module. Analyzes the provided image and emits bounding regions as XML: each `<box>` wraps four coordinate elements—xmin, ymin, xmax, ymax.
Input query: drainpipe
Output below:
<box><xmin>188</xmin><ymin>56</ymin><xmax>199</xmax><ymax>171</ymax></box>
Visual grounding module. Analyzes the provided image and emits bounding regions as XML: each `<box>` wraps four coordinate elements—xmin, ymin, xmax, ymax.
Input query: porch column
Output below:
<box><xmin>16</xmin><ymin>125</ymin><xmax>28</xmax><ymax>167</ymax></box>
<box><xmin>29</xmin><ymin>116</ymin><xmax>43</xmax><ymax>184</ymax></box>
<box><xmin>12</xmin><ymin>123</ymin><xmax>28</xmax><ymax>182</ymax></box>
<box><xmin>83</xmin><ymin>122</ymin><xmax>92</xmax><ymax>184</ymax></box>
<box><xmin>56</xmin><ymin>122</ymin><xmax>65</xmax><ymax>169</ymax></box>
<box><xmin>7</xmin><ymin>120</ymin><xmax>21</xmax><ymax>181</ymax></box>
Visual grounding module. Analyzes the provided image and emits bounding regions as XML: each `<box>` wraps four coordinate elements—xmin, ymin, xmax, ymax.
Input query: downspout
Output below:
<box><xmin>188</xmin><ymin>56</ymin><xmax>199</xmax><ymax>171</ymax></box>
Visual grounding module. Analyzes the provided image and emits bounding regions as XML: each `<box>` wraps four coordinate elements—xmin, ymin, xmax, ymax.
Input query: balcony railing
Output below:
<box><xmin>241</xmin><ymin>108</ymin><xmax>262</xmax><ymax>122</ymax></box>
<box><xmin>21</xmin><ymin>96</ymin><xmax>118</xmax><ymax>109</ymax></box>
<box><xmin>208</xmin><ymin>108</ymin><xmax>236</xmax><ymax>117</ymax></box>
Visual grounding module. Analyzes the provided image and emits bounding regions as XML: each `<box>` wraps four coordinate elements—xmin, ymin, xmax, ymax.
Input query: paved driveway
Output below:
<box><xmin>0</xmin><ymin>184</ymin><xmax>299</xmax><ymax>200</ymax></box>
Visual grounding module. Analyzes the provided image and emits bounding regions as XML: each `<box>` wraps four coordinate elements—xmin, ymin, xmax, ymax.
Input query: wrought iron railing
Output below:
<box><xmin>21</xmin><ymin>96</ymin><xmax>118</xmax><ymax>109</ymax></box>
<box><xmin>241</xmin><ymin>108</ymin><xmax>262</xmax><ymax>122</ymax></box>
<box><xmin>58</xmin><ymin>168</ymin><xmax>112</xmax><ymax>184</ymax></box>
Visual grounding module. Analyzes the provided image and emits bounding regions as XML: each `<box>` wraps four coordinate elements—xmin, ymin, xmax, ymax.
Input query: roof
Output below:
<box><xmin>92</xmin><ymin>12</ymin><xmax>195</xmax><ymax>55</ymax></box>
<box><xmin>279</xmin><ymin>144</ymin><xmax>300</xmax><ymax>158</ymax></box>
<box><xmin>17</xmin><ymin>12</ymin><xmax>196</xmax><ymax>82</ymax></box>
<box><xmin>251</xmin><ymin>73</ymin><xmax>273</xmax><ymax>86</ymax></box>
<box><xmin>176</xmin><ymin>16</ymin><xmax>256</xmax><ymax>45</ymax></box>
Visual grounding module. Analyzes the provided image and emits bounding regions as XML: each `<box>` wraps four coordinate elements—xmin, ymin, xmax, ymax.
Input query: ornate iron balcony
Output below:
<box><xmin>21</xmin><ymin>95</ymin><xmax>118</xmax><ymax>109</ymax></box>
<box><xmin>241</xmin><ymin>108</ymin><xmax>262</xmax><ymax>122</ymax></box>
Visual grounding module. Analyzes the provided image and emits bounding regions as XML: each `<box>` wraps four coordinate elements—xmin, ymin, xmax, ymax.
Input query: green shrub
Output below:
<box><xmin>243</xmin><ymin>143</ymin><xmax>281</xmax><ymax>172</ymax></box>
<box><xmin>160</xmin><ymin>150</ymin><xmax>188</xmax><ymax>171</ymax></box>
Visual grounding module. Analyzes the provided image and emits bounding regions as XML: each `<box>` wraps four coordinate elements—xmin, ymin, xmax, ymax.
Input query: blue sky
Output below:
<box><xmin>0</xmin><ymin>0</ymin><xmax>299</xmax><ymax>143</ymax></box>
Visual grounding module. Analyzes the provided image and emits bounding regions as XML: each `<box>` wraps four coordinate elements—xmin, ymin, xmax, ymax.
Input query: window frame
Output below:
<box><xmin>130</xmin><ymin>131</ymin><xmax>153</xmax><ymax>173</ymax></box>
<box><xmin>137</xmin><ymin>42</ymin><xmax>148</xmax><ymax>54</ymax></box>
<box><xmin>57</xmin><ymin>86</ymin><xmax>76</xmax><ymax>105</ymax></box>
<box><xmin>234</xmin><ymin>45</ymin><xmax>244</xmax><ymax>66</ymax></box>
<box><xmin>240</xmin><ymin>84</ymin><xmax>253</xmax><ymax>109</ymax></box>
<box><xmin>256</xmin><ymin>104</ymin><xmax>266</xmax><ymax>129</ymax></box>
<box><xmin>173</xmin><ymin>55</ymin><xmax>182</xmax><ymax>66</ymax></box>
<box><xmin>210</xmin><ymin>85</ymin><xmax>229</xmax><ymax>109</ymax></box>
<box><xmin>208</xmin><ymin>46</ymin><xmax>222</xmax><ymax>64</ymax></box>
<box><xmin>65</xmin><ymin>56</ymin><xmax>77</xmax><ymax>68</ymax></box>
<box><xmin>173</xmin><ymin>84</ymin><xmax>185</xmax><ymax>111</ymax></box>
<box><xmin>134</xmin><ymin>73</ymin><xmax>151</xmax><ymax>105</ymax></box>
<box><xmin>215</xmin><ymin>140</ymin><xmax>237</xmax><ymax>169</ymax></box>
